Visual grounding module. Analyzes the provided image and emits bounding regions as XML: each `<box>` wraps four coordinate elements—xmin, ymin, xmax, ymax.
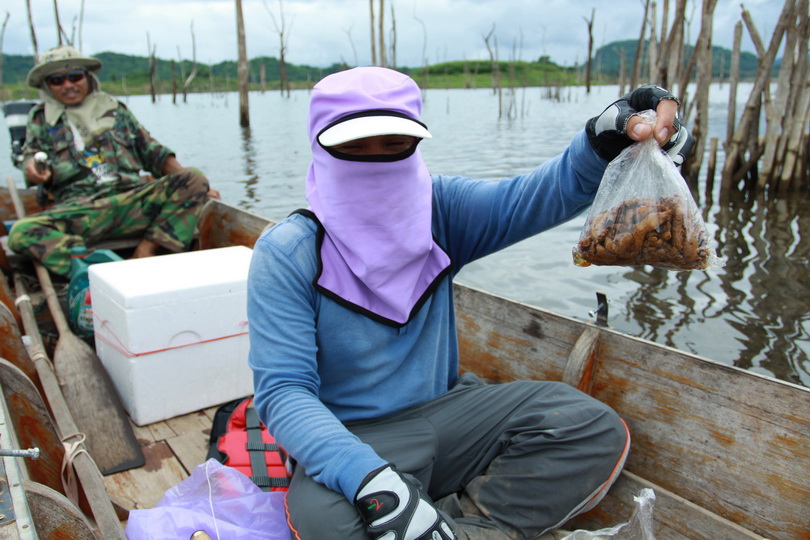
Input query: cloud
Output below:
<box><xmin>3</xmin><ymin>0</ymin><xmax>785</xmax><ymax>69</ymax></box>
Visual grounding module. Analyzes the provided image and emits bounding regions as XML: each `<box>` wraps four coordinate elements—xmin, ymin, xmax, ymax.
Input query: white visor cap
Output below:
<box><xmin>318</xmin><ymin>113</ymin><xmax>432</xmax><ymax>147</ymax></box>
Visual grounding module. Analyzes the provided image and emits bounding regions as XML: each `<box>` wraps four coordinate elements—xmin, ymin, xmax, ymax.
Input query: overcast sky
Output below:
<box><xmin>3</xmin><ymin>0</ymin><xmax>786</xmax><ymax>69</ymax></box>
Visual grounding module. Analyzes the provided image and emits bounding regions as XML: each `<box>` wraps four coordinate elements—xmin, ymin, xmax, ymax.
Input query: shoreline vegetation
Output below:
<box><xmin>1</xmin><ymin>40</ymin><xmax>763</xmax><ymax>101</ymax></box>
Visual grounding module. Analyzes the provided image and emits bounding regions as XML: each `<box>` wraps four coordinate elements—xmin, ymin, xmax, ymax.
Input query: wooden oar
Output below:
<box><xmin>6</xmin><ymin>178</ymin><xmax>143</xmax><ymax>475</ymax></box>
<box><xmin>14</xmin><ymin>274</ymin><xmax>127</xmax><ymax>539</ymax></box>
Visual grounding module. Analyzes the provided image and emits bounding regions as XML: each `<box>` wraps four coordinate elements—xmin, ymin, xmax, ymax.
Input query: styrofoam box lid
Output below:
<box><xmin>88</xmin><ymin>246</ymin><xmax>253</xmax><ymax>309</ymax></box>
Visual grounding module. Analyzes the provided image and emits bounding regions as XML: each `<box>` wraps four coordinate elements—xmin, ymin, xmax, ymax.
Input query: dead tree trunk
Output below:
<box><xmin>583</xmin><ymin>9</ymin><xmax>595</xmax><ymax>93</ymax></box>
<box><xmin>264</xmin><ymin>0</ymin><xmax>292</xmax><ymax>97</ymax></box>
<box><xmin>618</xmin><ymin>48</ymin><xmax>627</xmax><ymax>95</ymax></box>
<box><xmin>726</xmin><ymin>21</ymin><xmax>742</xmax><ymax>148</ymax></box>
<box><xmin>182</xmin><ymin>21</ymin><xmax>198</xmax><ymax>103</ymax></box>
<box><xmin>654</xmin><ymin>0</ymin><xmax>670</xmax><ymax>82</ymax></box>
<box><xmin>721</xmin><ymin>0</ymin><xmax>794</xmax><ymax>190</ymax></box>
<box><xmin>378</xmin><ymin>0</ymin><xmax>386</xmax><ymax>67</ymax></box>
<box><xmin>235</xmin><ymin>0</ymin><xmax>250</xmax><ymax>127</ymax></box>
<box><xmin>147</xmin><ymin>34</ymin><xmax>156</xmax><ymax>103</ymax></box>
<box><xmin>52</xmin><ymin>0</ymin><xmax>63</xmax><ymax>45</ymax></box>
<box><xmin>775</xmin><ymin>0</ymin><xmax>809</xmax><ymax>190</ymax></box>
<box><xmin>0</xmin><ymin>12</ymin><xmax>8</xmax><ymax>101</ymax></box>
<box><xmin>171</xmin><ymin>60</ymin><xmax>177</xmax><ymax>104</ymax></box>
<box><xmin>369</xmin><ymin>0</ymin><xmax>377</xmax><ymax>66</ymax></box>
<box><xmin>647</xmin><ymin>2</ymin><xmax>658</xmax><ymax>82</ymax></box>
<box><xmin>630</xmin><ymin>0</ymin><xmax>651</xmax><ymax>90</ymax></box>
<box><xmin>24</xmin><ymin>0</ymin><xmax>39</xmax><ymax>62</ymax></box>
<box><xmin>414</xmin><ymin>16</ymin><xmax>428</xmax><ymax>90</ymax></box>
<box><xmin>78</xmin><ymin>0</ymin><xmax>85</xmax><ymax>51</ymax></box>
<box><xmin>681</xmin><ymin>0</ymin><xmax>718</xmax><ymax>184</ymax></box>
<box><xmin>389</xmin><ymin>4</ymin><xmax>397</xmax><ymax>68</ymax></box>
<box><xmin>483</xmin><ymin>25</ymin><xmax>502</xmax><ymax>106</ymax></box>
<box><xmin>662</xmin><ymin>0</ymin><xmax>687</xmax><ymax>89</ymax></box>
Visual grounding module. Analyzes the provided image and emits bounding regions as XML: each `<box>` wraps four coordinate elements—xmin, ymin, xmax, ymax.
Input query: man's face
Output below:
<box><xmin>46</xmin><ymin>69</ymin><xmax>90</xmax><ymax>106</ymax></box>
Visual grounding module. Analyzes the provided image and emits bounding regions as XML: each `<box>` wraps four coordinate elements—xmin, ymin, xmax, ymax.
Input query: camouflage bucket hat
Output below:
<box><xmin>27</xmin><ymin>45</ymin><xmax>102</xmax><ymax>88</ymax></box>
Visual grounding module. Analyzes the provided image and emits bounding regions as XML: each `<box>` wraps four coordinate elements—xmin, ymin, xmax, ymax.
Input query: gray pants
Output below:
<box><xmin>286</xmin><ymin>374</ymin><xmax>629</xmax><ymax>540</ymax></box>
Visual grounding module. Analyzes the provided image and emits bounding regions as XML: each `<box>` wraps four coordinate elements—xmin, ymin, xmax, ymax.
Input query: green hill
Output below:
<box><xmin>1</xmin><ymin>51</ymin><xmax>344</xmax><ymax>88</ymax></box>
<box><xmin>1</xmin><ymin>39</ymin><xmax>767</xmax><ymax>98</ymax></box>
<box><xmin>592</xmin><ymin>39</ymin><xmax>761</xmax><ymax>79</ymax></box>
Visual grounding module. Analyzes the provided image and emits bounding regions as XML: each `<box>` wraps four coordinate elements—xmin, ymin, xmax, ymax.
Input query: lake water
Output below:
<box><xmin>1</xmin><ymin>83</ymin><xmax>808</xmax><ymax>387</ymax></box>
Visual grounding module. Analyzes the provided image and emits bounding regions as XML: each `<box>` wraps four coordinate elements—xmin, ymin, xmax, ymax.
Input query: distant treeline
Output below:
<box><xmin>1</xmin><ymin>39</ymin><xmax>765</xmax><ymax>91</ymax></box>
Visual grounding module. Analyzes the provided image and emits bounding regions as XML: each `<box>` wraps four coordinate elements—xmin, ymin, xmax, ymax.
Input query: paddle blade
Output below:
<box><xmin>54</xmin><ymin>333</ymin><xmax>144</xmax><ymax>475</ymax></box>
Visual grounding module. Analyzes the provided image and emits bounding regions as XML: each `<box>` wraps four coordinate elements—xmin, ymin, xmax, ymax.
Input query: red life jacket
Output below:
<box><xmin>207</xmin><ymin>397</ymin><xmax>290</xmax><ymax>492</ymax></box>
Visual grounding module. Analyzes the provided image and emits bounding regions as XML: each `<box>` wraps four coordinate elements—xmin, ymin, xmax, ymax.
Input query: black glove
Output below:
<box><xmin>586</xmin><ymin>84</ymin><xmax>695</xmax><ymax>166</ymax></box>
<box><xmin>355</xmin><ymin>464</ymin><xmax>456</xmax><ymax>540</ymax></box>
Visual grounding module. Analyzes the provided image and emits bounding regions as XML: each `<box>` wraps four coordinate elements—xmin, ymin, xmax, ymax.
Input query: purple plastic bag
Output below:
<box><xmin>125</xmin><ymin>459</ymin><xmax>291</xmax><ymax>540</ymax></box>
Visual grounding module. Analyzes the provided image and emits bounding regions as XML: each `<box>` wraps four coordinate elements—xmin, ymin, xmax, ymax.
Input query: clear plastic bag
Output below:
<box><xmin>125</xmin><ymin>459</ymin><xmax>291</xmax><ymax>540</ymax></box>
<box><xmin>573</xmin><ymin>111</ymin><xmax>720</xmax><ymax>270</ymax></box>
<box><xmin>561</xmin><ymin>488</ymin><xmax>657</xmax><ymax>540</ymax></box>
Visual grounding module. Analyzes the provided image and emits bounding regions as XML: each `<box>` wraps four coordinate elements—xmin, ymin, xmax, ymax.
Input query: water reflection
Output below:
<box><xmin>716</xmin><ymin>191</ymin><xmax>810</xmax><ymax>386</ymax></box>
<box><xmin>239</xmin><ymin>126</ymin><xmax>260</xmax><ymax>209</ymax></box>
<box><xmin>622</xmin><ymin>191</ymin><xmax>810</xmax><ymax>386</ymax></box>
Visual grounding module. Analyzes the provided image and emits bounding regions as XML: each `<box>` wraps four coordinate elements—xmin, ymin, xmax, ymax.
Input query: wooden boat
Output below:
<box><xmin>0</xmin><ymin>186</ymin><xmax>807</xmax><ymax>539</ymax></box>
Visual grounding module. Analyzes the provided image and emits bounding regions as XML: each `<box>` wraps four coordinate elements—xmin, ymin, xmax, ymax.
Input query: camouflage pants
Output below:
<box><xmin>8</xmin><ymin>167</ymin><xmax>211</xmax><ymax>276</ymax></box>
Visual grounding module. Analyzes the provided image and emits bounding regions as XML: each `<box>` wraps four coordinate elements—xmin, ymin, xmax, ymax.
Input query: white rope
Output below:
<box><xmin>61</xmin><ymin>432</ymin><xmax>92</xmax><ymax>508</ymax></box>
<box><xmin>205</xmin><ymin>459</ymin><xmax>222</xmax><ymax>540</ymax></box>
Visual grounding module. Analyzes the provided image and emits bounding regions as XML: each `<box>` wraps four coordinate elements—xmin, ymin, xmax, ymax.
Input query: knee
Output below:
<box><xmin>529</xmin><ymin>381</ymin><xmax>628</xmax><ymax>453</ymax></box>
<box><xmin>184</xmin><ymin>167</ymin><xmax>210</xmax><ymax>192</ymax></box>
<box><xmin>167</xmin><ymin>167</ymin><xmax>211</xmax><ymax>196</ymax></box>
<box><xmin>7</xmin><ymin>219</ymin><xmax>34</xmax><ymax>253</ymax></box>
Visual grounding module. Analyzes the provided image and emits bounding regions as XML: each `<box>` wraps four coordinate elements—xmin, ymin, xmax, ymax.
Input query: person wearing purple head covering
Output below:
<box><xmin>248</xmin><ymin>68</ymin><xmax>692</xmax><ymax>539</ymax></box>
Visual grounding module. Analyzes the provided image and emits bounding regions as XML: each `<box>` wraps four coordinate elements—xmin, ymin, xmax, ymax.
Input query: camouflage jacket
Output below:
<box><xmin>22</xmin><ymin>101</ymin><xmax>174</xmax><ymax>203</ymax></box>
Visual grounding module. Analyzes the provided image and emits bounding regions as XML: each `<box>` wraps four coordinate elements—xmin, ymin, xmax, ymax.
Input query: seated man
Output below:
<box><xmin>248</xmin><ymin>67</ymin><xmax>694</xmax><ymax>539</ymax></box>
<box><xmin>8</xmin><ymin>45</ymin><xmax>219</xmax><ymax>276</ymax></box>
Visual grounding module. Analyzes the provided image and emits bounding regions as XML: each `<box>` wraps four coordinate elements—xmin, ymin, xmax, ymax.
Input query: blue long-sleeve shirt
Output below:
<box><xmin>247</xmin><ymin>131</ymin><xmax>607</xmax><ymax>501</ymax></box>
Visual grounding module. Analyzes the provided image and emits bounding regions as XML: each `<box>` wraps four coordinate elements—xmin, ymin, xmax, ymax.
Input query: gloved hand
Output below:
<box><xmin>586</xmin><ymin>84</ymin><xmax>695</xmax><ymax>166</ymax></box>
<box><xmin>355</xmin><ymin>464</ymin><xmax>456</xmax><ymax>540</ymax></box>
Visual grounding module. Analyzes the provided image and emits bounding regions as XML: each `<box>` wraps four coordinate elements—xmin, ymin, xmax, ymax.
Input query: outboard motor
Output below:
<box><xmin>3</xmin><ymin>100</ymin><xmax>38</xmax><ymax>169</ymax></box>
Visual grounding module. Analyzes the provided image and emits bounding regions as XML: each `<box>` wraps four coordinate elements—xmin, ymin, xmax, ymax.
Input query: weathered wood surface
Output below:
<box><xmin>13</xmin><ymin>276</ymin><xmax>127</xmax><ymax>539</ymax></box>
<box><xmin>25</xmin><ymin>481</ymin><xmax>97</xmax><ymax>540</ymax></box>
<box><xmin>567</xmin><ymin>471</ymin><xmax>765</xmax><ymax>539</ymax></box>
<box><xmin>0</xmin><ymin>362</ymin><xmax>36</xmax><ymax>540</ymax></box>
<box><xmin>0</xmin><ymin>186</ymin><xmax>42</xmax><ymax>221</ymax></box>
<box><xmin>453</xmin><ymin>285</ymin><xmax>809</xmax><ymax>539</ymax></box>
<box><xmin>0</xmin><ymin>304</ymin><xmax>39</xmax><ymax>389</ymax></box>
<box><xmin>103</xmin><ymin>406</ymin><xmax>219</xmax><ymax>512</ymax></box>
<box><xmin>0</xmin><ymin>359</ymin><xmax>64</xmax><ymax>495</ymax></box>
<box><xmin>197</xmin><ymin>199</ymin><xmax>270</xmax><ymax>250</ymax></box>
<box><xmin>0</xmin><ymin>275</ymin><xmax>22</xmax><ymax>330</ymax></box>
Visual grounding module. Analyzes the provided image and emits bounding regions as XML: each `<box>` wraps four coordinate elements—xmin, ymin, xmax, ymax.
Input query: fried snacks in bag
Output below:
<box><xmin>573</xmin><ymin>111</ymin><xmax>719</xmax><ymax>270</ymax></box>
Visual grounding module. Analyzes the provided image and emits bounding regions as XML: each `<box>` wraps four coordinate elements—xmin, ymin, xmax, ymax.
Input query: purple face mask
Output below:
<box><xmin>305</xmin><ymin>68</ymin><xmax>451</xmax><ymax>326</ymax></box>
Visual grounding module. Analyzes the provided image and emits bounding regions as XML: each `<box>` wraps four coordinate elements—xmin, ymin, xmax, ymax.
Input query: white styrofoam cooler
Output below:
<box><xmin>89</xmin><ymin>246</ymin><xmax>255</xmax><ymax>426</ymax></box>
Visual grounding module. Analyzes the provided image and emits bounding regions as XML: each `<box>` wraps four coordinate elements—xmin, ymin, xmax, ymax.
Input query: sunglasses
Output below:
<box><xmin>46</xmin><ymin>69</ymin><xmax>87</xmax><ymax>86</ymax></box>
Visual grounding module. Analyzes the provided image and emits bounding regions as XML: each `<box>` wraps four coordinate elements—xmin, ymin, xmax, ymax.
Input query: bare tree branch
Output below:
<box><xmin>182</xmin><ymin>21</ymin><xmax>198</xmax><ymax>103</ymax></box>
<box><xmin>0</xmin><ymin>12</ymin><xmax>9</xmax><ymax>100</ymax></box>
<box><xmin>378</xmin><ymin>0</ymin><xmax>386</xmax><ymax>67</ymax></box>
<box><xmin>147</xmin><ymin>33</ymin><xmax>157</xmax><ymax>103</ymax></box>
<box><xmin>263</xmin><ymin>0</ymin><xmax>293</xmax><ymax>96</ymax></box>
<box><xmin>24</xmin><ymin>0</ymin><xmax>39</xmax><ymax>62</ymax></box>
<box><xmin>583</xmin><ymin>9</ymin><xmax>595</xmax><ymax>93</ymax></box>
<box><xmin>369</xmin><ymin>0</ymin><xmax>377</xmax><ymax>66</ymax></box>
<box><xmin>344</xmin><ymin>24</ymin><xmax>359</xmax><ymax>66</ymax></box>
<box><xmin>78</xmin><ymin>0</ymin><xmax>85</xmax><ymax>51</ymax></box>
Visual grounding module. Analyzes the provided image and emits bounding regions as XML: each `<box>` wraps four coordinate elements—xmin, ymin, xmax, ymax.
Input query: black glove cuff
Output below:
<box><xmin>586</xmin><ymin>116</ymin><xmax>628</xmax><ymax>162</ymax></box>
<box><xmin>625</xmin><ymin>84</ymin><xmax>680</xmax><ymax>112</ymax></box>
